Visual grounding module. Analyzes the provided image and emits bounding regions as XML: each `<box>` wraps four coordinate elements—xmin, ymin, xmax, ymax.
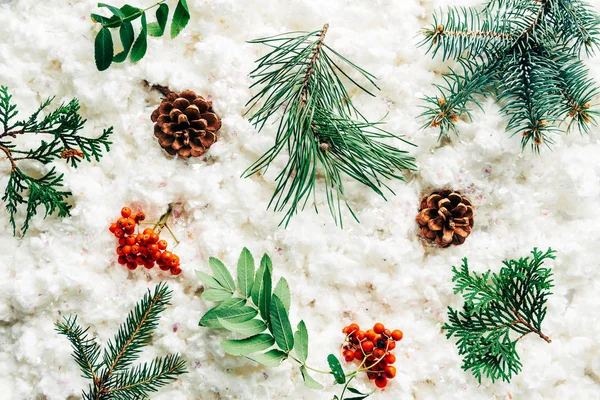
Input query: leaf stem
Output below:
<box><xmin>512</xmin><ymin>308</ymin><xmax>551</xmax><ymax>343</ymax></box>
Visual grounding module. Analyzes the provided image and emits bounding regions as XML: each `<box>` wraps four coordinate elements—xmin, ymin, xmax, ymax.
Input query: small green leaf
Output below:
<box><xmin>119</xmin><ymin>4</ymin><xmax>142</xmax><ymax>19</ymax></box>
<box><xmin>218</xmin><ymin>318</ymin><xmax>267</xmax><ymax>336</ymax></box>
<box><xmin>170</xmin><ymin>0</ymin><xmax>190</xmax><ymax>39</ymax></box>
<box><xmin>149</xmin><ymin>3</ymin><xmax>169</xmax><ymax>37</ymax></box>
<box><xmin>199</xmin><ymin>305</ymin><xmax>257</xmax><ymax>328</ymax></box>
<box><xmin>327</xmin><ymin>354</ymin><xmax>346</xmax><ymax>384</ymax></box>
<box><xmin>237</xmin><ymin>247</ymin><xmax>255</xmax><ymax>299</ymax></box>
<box><xmin>273</xmin><ymin>277</ymin><xmax>291</xmax><ymax>313</ymax></box>
<box><xmin>195</xmin><ymin>270</ymin><xmax>223</xmax><ymax>290</ymax></box>
<box><xmin>345</xmin><ymin>387</ymin><xmax>374</xmax><ymax>400</ymax></box>
<box><xmin>209</xmin><ymin>257</ymin><xmax>236</xmax><ymax>292</ymax></box>
<box><xmin>270</xmin><ymin>295</ymin><xmax>294</xmax><ymax>352</ymax></box>
<box><xmin>221</xmin><ymin>334</ymin><xmax>275</xmax><ymax>356</ymax></box>
<box><xmin>293</xmin><ymin>320</ymin><xmax>308</xmax><ymax>363</ymax></box>
<box><xmin>130</xmin><ymin>12</ymin><xmax>147</xmax><ymax>63</ymax></box>
<box><xmin>215</xmin><ymin>298</ymin><xmax>246</xmax><ymax>310</ymax></box>
<box><xmin>247</xmin><ymin>349</ymin><xmax>287</xmax><ymax>367</ymax></box>
<box><xmin>201</xmin><ymin>289</ymin><xmax>232</xmax><ymax>302</ymax></box>
<box><xmin>257</xmin><ymin>265</ymin><xmax>272</xmax><ymax>325</ymax></box>
<box><xmin>94</xmin><ymin>27</ymin><xmax>113</xmax><ymax>71</ymax></box>
<box><xmin>300</xmin><ymin>366</ymin><xmax>324</xmax><ymax>389</ymax></box>
<box><xmin>98</xmin><ymin>3</ymin><xmax>124</xmax><ymax>17</ymax></box>
<box><xmin>113</xmin><ymin>21</ymin><xmax>134</xmax><ymax>63</ymax></box>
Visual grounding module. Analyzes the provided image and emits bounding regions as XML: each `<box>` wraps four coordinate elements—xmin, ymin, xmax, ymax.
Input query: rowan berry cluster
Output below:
<box><xmin>109</xmin><ymin>207</ymin><xmax>182</xmax><ymax>275</ymax></box>
<box><xmin>342</xmin><ymin>322</ymin><xmax>403</xmax><ymax>389</ymax></box>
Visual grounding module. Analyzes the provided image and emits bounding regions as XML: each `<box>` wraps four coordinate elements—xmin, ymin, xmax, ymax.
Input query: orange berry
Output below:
<box><xmin>387</xmin><ymin>341</ymin><xmax>396</xmax><ymax>350</ymax></box>
<box><xmin>170</xmin><ymin>266</ymin><xmax>182</xmax><ymax>275</ymax></box>
<box><xmin>375</xmin><ymin>375</ymin><xmax>387</xmax><ymax>388</ymax></box>
<box><xmin>160</xmin><ymin>251</ymin><xmax>173</xmax><ymax>263</ymax></box>
<box><xmin>125</xmin><ymin>236</ymin><xmax>136</xmax><ymax>245</ymax></box>
<box><xmin>384</xmin><ymin>353</ymin><xmax>396</xmax><ymax>364</ymax></box>
<box><xmin>114</xmin><ymin>228</ymin><xmax>124</xmax><ymax>238</ymax></box>
<box><xmin>373</xmin><ymin>323</ymin><xmax>385</xmax><ymax>334</ymax></box>
<box><xmin>122</xmin><ymin>245</ymin><xmax>132</xmax><ymax>255</ymax></box>
<box><xmin>348</xmin><ymin>323</ymin><xmax>360</xmax><ymax>334</ymax></box>
<box><xmin>361</xmin><ymin>340</ymin><xmax>374</xmax><ymax>353</ymax></box>
<box><xmin>373</xmin><ymin>349</ymin><xmax>385</xmax><ymax>359</ymax></box>
<box><xmin>159</xmin><ymin>263</ymin><xmax>171</xmax><ymax>271</ymax></box>
<box><xmin>343</xmin><ymin>350</ymin><xmax>354</xmax><ymax>362</ymax></box>
<box><xmin>342</xmin><ymin>326</ymin><xmax>350</xmax><ymax>334</ymax></box>
<box><xmin>150</xmin><ymin>250</ymin><xmax>162</xmax><ymax>261</ymax></box>
<box><xmin>150</xmin><ymin>233</ymin><xmax>159</xmax><ymax>243</ymax></box>
<box><xmin>383</xmin><ymin>329</ymin><xmax>392</xmax><ymax>338</ymax></box>
<box><xmin>121</xmin><ymin>207</ymin><xmax>132</xmax><ymax>218</ymax></box>
<box><xmin>134</xmin><ymin>212</ymin><xmax>146</xmax><ymax>222</ymax></box>
<box><xmin>365</xmin><ymin>329</ymin><xmax>377</xmax><ymax>341</ymax></box>
<box><xmin>354</xmin><ymin>349</ymin><xmax>364</xmax><ymax>361</ymax></box>
<box><xmin>157</xmin><ymin>240</ymin><xmax>168</xmax><ymax>250</ymax></box>
<box><xmin>384</xmin><ymin>366</ymin><xmax>396</xmax><ymax>379</ymax></box>
<box><xmin>131</xmin><ymin>245</ymin><xmax>141</xmax><ymax>255</ymax></box>
<box><xmin>356</xmin><ymin>330</ymin><xmax>366</xmax><ymax>341</ymax></box>
<box><xmin>109</xmin><ymin>223</ymin><xmax>118</xmax><ymax>233</ymax></box>
<box><xmin>391</xmin><ymin>330</ymin><xmax>403</xmax><ymax>341</ymax></box>
<box><xmin>116</xmin><ymin>246</ymin><xmax>125</xmax><ymax>256</ymax></box>
<box><xmin>143</xmin><ymin>228</ymin><xmax>154</xmax><ymax>235</ymax></box>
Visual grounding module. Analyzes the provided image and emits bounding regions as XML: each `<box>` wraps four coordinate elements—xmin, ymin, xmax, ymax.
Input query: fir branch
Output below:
<box><xmin>0</xmin><ymin>86</ymin><xmax>112</xmax><ymax>236</ymax></box>
<box><xmin>56</xmin><ymin>283</ymin><xmax>187</xmax><ymax>400</ymax></box>
<box><xmin>443</xmin><ymin>248</ymin><xmax>556</xmax><ymax>383</ymax></box>
<box><xmin>245</xmin><ymin>24</ymin><xmax>416</xmax><ymax>227</ymax></box>
<box><xmin>420</xmin><ymin>0</ymin><xmax>600</xmax><ymax>151</ymax></box>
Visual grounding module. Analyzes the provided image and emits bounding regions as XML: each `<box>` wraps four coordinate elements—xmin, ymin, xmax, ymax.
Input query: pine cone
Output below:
<box><xmin>416</xmin><ymin>189</ymin><xmax>474</xmax><ymax>247</ymax></box>
<box><xmin>151</xmin><ymin>89</ymin><xmax>221</xmax><ymax>158</ymax></box>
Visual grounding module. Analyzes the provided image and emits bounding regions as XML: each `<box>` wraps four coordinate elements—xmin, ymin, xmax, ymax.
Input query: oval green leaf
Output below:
<box><xmin>293</xmin><ymin>320</ymin><xmax>308</xmax><ymax>363</ymax></box>
<box><xmin>170</xmin><ymin>0</ymin><xmax>190</xmax><ymax>39</ymax></box>
<box><xmin>149</xmin><ymin>3</ymin><xmax>169</xmax><ymax>37</ymax></box>
<box><xmin>94</xmin><ymin>27</ymin><xmax>113</xmax><ymax>71</ymax></box>
<box><xmin>201</xmin><ymin>289</ymin><xmax>232</xmax><ymax>302</ymax></box>
<box><xmin>300</xmin><ymin>366</ymin><xmax>324</xmax><ymax>390</ymax></box>
<box><xmin>237</xmin><ymin>247</ymin><xmax>255</xmax><ymax>298</ymax></box>
<box><xmin>221</xmin><ymin>334</ymin><xmax>274</xmax><ymax>356</ymax></box>
<box><xmin>195</xmin><ymin>270</ymin><xmax>223</xmax><ymax>290</ymax></box>
<box><xmin>270</xmin><ymin>295</ymin><xmax>294</xmax><ymax>352</ymax></box>
<box><xmin>209</xmin><ymin>256</ymin><xmax>236</xmax><ymax>292</ymax></box>
<box><xmin>199</xmin><ymin>305</ymin><xmax>257</xmax><ymax>328</ymax></box>
<box><xmin>247</xmin><ymin>349</ymin><xmax>287</xmax><ymax>367</ymax></box>
<box><xmin>130</xmin><ymin>12</ymin><xmax>147</xmax><ymax>63</ymax></box>
<box><xmin>273</xmin><ymin>277</ymin><xmax>291</xmax><ymax>313</ymax></box>
<box><xmin>218</xmin><ymin>318</ymin><xmax>267</xmax><ymax>336</ymax></box>
<box><xmin>113</xmin><ymin>21</ymin><xmax>134</xmax><ymax>63</ymax></box>
<box><xmin>327</xmin><ymin>354</ymin><xmax>346</xmax><ymax>384</ymax></box>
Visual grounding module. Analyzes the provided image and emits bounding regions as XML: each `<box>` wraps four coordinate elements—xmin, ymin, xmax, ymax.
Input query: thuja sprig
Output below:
<box><xmin>244</xmin><ymin>24</ymin><xmax>416</xmax><ymax>227</ymax></box>
<box><xmin>419</xmin><ymin>0</ymin><xmax>600</xmax><ymax>152</ymax></box>
<box><xmin>92</xmin><ymin>0</ymin><xmax>191</xmax><ymax>71</ymax></box>
<box><xmin>443</xmin><ymin>248</ymin><xmax>556</xmax><ymax>383</ymax></box>
<box><xmin>56</xmin><ymin>282</ymin><xmax>187</xmax><ymax>399</ymax></box>
<box><xmin>197</xmin><ymin>248</ymin><xmax>395</xmax><ymax>399</ymax></box>
<box><xmin>0</xmin><ymin>86</ymin><xmax>112</xmax><ymax>236</ymax></box>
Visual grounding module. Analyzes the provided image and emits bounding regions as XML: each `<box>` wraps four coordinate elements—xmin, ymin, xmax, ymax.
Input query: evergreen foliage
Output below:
<box><xmin>443</xmin><ymin>248</ymin><xmax>556</xmax><ymax>383</ymax></box>
<box><xmin>56</xmin><ymin>282</ymin><xmax>187</xmax><ymax>400</ymax></box>
<box><xmin>419</xmin><ymin>0</ymin><xmax>600</xmax><ymax>151</ymax></box>
<box><xmin>245</xmin><ymin>24</ymin><xmax>416</xmax><ymax>227</ymax></box>
<box><xmin>0</xmin><ymin>86</ymin><xmax>112</xmax><ymax>236</ymax></box>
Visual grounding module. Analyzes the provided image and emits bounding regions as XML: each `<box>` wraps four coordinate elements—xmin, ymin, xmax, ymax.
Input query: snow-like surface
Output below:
<box><xmin>1</xmin><ymin>0</ymin><xmax>600</xmax><ymax>399</ymax></box>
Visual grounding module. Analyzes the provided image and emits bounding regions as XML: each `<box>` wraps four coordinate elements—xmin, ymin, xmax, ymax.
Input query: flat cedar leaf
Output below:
<box><xmin>215</xmin><ymin>298</ymin><xmax>246</xmax><ymax>310</ymax></box>
<box><xmin>327</xmin><ymin>354</ymin><xmax>346</xmax><ymax>384</ymax></box>
<box><xmin>237</xmin><ymin>247</ymin><xmax>255</xmax><ymax>299</ymax></box>
<box><xmin>218</xmin><ymin>318</ymin><xmax>267</xmax><ymax>336</ymax></box>
<box><xmin>247</xmin><ymin>349</ymin><xmax>287</xmax><ymax>367</ymax></box>
<box><xmin>273</xmin><ymin>277</ymin><xmax>291</xmax><ymax>313</ymax></box>
<box><xmin>221</xmin><ymin>334</ymin><xmax>274</xmax><ymax>356</ymax></box>
<box><xmin>170</xmin><ymin>0</ymin><xmax>190</xmax><ymax>39</ymax></box>
<box><xmin>293</xmin><ymin>320</ymin><xmax>309</xmax><ymax>363</ymax></box>
<box><xmin>94</xmin><ymin>27</ymin><xmax>113</xmax><ymax>71</ymax></box>
<box><xmin>199</xmin><ymin>305</ymin><xmax>257</xmax><ymax>328</ymax></box>
<box><xmin>113</xmin><ymin>21</ymin><xmax>134</xmax><ymax>63</ymax></box>
<box><xmin>149</xmin><ymin>3</ymin><xmax>169</xmax><ymax>37</ymax></box>
<box><xmin>258</xmin><ymin>264</ymin><xmax>272</xmax><ymax>325</ymax></box>
<box><xmin>269</xmin><ymin>295</ymin><xmax>294</xmax><ymax>352</ymax></box>
<box><xmin>300</xmin><ymin>366</ymin><xmax>324</xmax><ymax>390</ymax></box>
<box><xmin>209</xmin><ymin>257</ymin><xmax>236</xmax><ymax>292</ymax></box>
<box><xmin>119</xmin><ymin>4</ymin><xmax>141</xmax><ymax>18</ymax></box>
<box><xmin>201</xmin><ymin>289</ymin><xmax>232</xmax><ymax>302</ymax></box>
<box><xmin>98</xmin><ymin>2</ymin><xmax>124</xmax><ymax>17</ymax></box>
<box><xmin>130</xmin><ymin>12</ymin><xmax>147</xmax><ymax>63</ymax></box>
<box><xmin>195</xmin><ymin>270</ymin><xmax>223</xmax><ymax>290</ymax></box>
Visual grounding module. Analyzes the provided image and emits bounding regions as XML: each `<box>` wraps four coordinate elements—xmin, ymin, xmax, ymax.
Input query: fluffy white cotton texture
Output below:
<box><xmin>1</xmin><ymin>0</ymin><xmax>600</xmax><ymax>399</ymax></box>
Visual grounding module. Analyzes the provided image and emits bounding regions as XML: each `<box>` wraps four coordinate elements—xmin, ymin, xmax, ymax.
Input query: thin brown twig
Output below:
<box><xmin>0</xmin><ymin>143</ymin><xmax>17</xmax><ymax>171</ymax></box>
<box><xmin>299</xmin><ymin>23</ymin><xmax>329</xmax><ymax>106</ymax></box>
<box><xmin>143</xmin><ymin>80</ymin><xmax>173</xmax><ymax>97</ymax></box>
<box><xmin>512</xmin><ymin>308</ymin><xmax>551</xmax><ymax>343</ymax></box>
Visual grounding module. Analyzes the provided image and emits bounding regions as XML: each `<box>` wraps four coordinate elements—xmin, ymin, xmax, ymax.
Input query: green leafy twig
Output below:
<box><xmin>443</xmin><ymin>248</ymin><xmax>556</xmax><ymax>383</ymax></box>
<box><xmin>244</xmin><ymin>24</ymin><xmax>416</xmax><ymax>227</ymax></box>
<box><xmin>0</xmin><ymin>86</ymin><xmax>112</xmax><ymax>236</ymax></box>
<box><xmin>419</xmin><ymin>0</ymin><xmax>600</xmax><ymax>151</ymax></box>
<box><xmin>92</xmin><ymin>0</ymin><xmax>191</xmax><ymax>71</ymax></box>
<box><xmin>197</xmin><ymin>248</ymin><xmax>375</xmax><ymax>400</ymax></box>
<box><xmin>56</xmin><ymin>282</ymin><xmax>187</xmax><ymax>400</ymax></box>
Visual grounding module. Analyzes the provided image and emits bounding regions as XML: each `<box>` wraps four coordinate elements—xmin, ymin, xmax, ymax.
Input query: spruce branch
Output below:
<box><xmin>56</xmin><ymin>283</ymin><xmax>187</xmax><ymax>400</ymax></box>
<box><xmin>244</xmin><ymin>24</ymin><xmax>416</xmax><ymax>227</ymax></box>
<box><xmin>0</xmin><ymin>86</ymin><xmax>112</xmax><ymax>236</ymax></box>
<box><xmin>443</xmin><ymin>248</ymin><xmax>556</xmax><ymax>383</ymax></box>
<box><xmin>420</xmin><ymin>0</ymin><xmax>600</xmax><ymax>151</ymax></box>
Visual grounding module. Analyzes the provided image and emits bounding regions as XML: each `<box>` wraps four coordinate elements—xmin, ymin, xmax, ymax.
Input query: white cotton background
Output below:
<box><xmin>1</xmin><ymin>0</ymin><xmax>600</xmax><ymax>399</ymax></box>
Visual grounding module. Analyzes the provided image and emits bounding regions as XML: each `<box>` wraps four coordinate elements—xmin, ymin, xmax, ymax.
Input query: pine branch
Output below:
<box><xmin>0</xmin><ymin>86</ymin><xmax>112</xmax><ymax>236</ymax></box>
<box><xmin>244</xmin><ymin>24</ymin><xmax>415</xmax><ymax>227</ymax></box>
<box><xmin>57</xmin><ymin>283</ymin><xmax>186</xmax><ymax>400</ymax></box>
<box><xmin>420</xmin><ymin>0</ymin><xmax>600</xmax><ymax>151</ymax></box>
<box><xmin>443</xmin><ymin>248</ymin><xmax>556</xmax><ymax>383</ymax></box>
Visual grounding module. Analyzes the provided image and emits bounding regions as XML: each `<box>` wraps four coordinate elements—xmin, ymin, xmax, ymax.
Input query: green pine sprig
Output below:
<box><xmin>0</xmin><ymin>86</ymin><xmax>112</xmax><ymax>236</ymax></box>
<box><xmin>244</xmin><ymin>24</ymin><xmax>416</xmax><ymax>227</ymax></box>
<box><xmin>197</xmin><ymin>248</ymin><xmax>374</xmax><ymax>400</ymax></box>
<box><xmin>443</xmin><ymin>248</ymin><xmax>556</xmax><ymax>383</ymax></box>
<box><xmin>92</xmin><ymin>0</ymin><xmax>191</xmax><ymax>71</ymax></box>
<box><xmin>419</xmin><ymin>0</ymin><xmax>600</xmax><ymax>152</ymax></box>
<box><xmin>56</xmin><ymin>282</ymin><xmax>187</xmax><ymax>400</ymax></box>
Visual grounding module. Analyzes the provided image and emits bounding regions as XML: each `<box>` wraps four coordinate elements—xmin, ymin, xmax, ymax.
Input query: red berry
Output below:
<box><xmin>116</xmin><ymin>246</ymin><xmax>125</xmax><ymax>256</ymax></box>
<box><xmin>131</xmin><ymin>245</ymin><xmax>141</xmax><ymax>255</ymax></box>
<box><xmin>121</xmin><ymin>207</ymin><xmax>132</xmax><ymax>218</ymax></box>
<box><xmin>375</xmin><ymin>376</ymin><xmax>387</xmax><ymax>388</ymax></box>
<box><xmin>356</xmin><ymin>330</ymin><xmax>366</xmax><ymax>341</ymax></box>
<box><xmin>143</xmin><ymin>228</ymin><xmax>154</xmax><ymax>235</ymax></box>
<box><xmin>384</xmin><ymin>354</ymin><xmax>396</xmax><ymax>364</ymax></box>
<box><xmin>157</xmin><ymin>240</ymin><xmax>168</xmax><ymax>250</ymax></box>
<box><xmin>126</xmin><ymin>254</ymin><xmax>137</xmax><ymax>262</ymax></box>
<box><xmin>117</xmin><ymin>256</ymin><xmax>127</xmax><ymax>265</ymax></box>
<box><xmin>373</xmin><ymin>323</ymin><xmax>385</xmax><ymax>334</ymax></box>
<box><xmin>391</xmin><ymin>330</ymin><xmax>403</xmax><ymax>341</ymax></box>
<box><xmin>125</xmin><ymin>236</ymin><xmax>136</xmax><ymax>245</ymax></box>
<box><xmin>147</xmin><ymin>243</ymin><xmax>159</xmax><ymax>252</ymax></box>
<box><xmin>159</xmin><ymin>264</ymin><xmax>171</xmax><ymax>271</ymax></box>
<box><xmin>343</xmin><ymin>350</ymin><xmax>354</xmax><ymax>362</ymax></box>
<box><xmin>365</xmin><ymin>329</ymin><xmax>377</xmax><ymax>342</ymax></box>
<box><xmin>354</xmin><ymin>349</ymin><xmax>364</xmax><ymax>361</ymax></box>
<box><xmin>387</xmin><ymin>341</ymin><xmax>396</xmax><ymax>350</ymax></box>
<box><xmin>144</xmin><ymin>260</ymin><xmax>155</xmax><ymax>269</ymax></box>
<box><xmin>367</xmin><ymin>372</ymin><xmax>377</xmax><ymax>380</ymax></box>
<box><xmin>384</xmin><ymin>366</ymin><xmax>396</xmax><ymax>379</ymax></box>
<box><xmin>149</xmin><ymin>233</ymin><xmax>159</xmax><ymax>244</ymax></box>
<box><xmin>141</xmin><ymin>234</ymin><xmax>151</xmax><ymax>243</ymax></box>
<box><xmin>122</xmin><ymin>245</ymin><xmax>132</xmax><ymax>255</ymax></box>
<box><xmin>170</xmin><ymin>266</ymin><xmax>182</xmax><ymax>275</ymax></box>
<box><xmin>151</xmin><ymin>250</ymin><xmax>162</xmax><ymax>261</ymax></box>
<box><xmin>117</xmin><ymin>217</ymin><xmax>127</xmax><ymax>227</ymax></box>
<box><xmin>373</xmin><ymin>349</ymin><xmax>385</xmax><ymax>359</ymax></box>
<box><xmin>135</xmin><ymin>256</ymin><xmax>145</xmax><ymax>265</ymax></box>
<box><xmin>126</xmin><ymin>262</ymin><xmax>137</xmax><ymax>270</ymax></box>
<box><xmin>342</xmin><ymin>326</ymin><xmax>350</xmax><ymax>334</ymax></box>
<box><xmin>348</xmin><ymin>323</ymin><xmax>360</xmax><ymax>334</ymax></box>
<box><xmin>383</xmin><ymin>329</ymin><xmax>392</xmax><ymax>338</ymax></box>
<box><xmin>114</xmin><ymin>228</ymin><xmax>124</xmax><ymax>238</ymax></box>
<box><xmin>361</xmin><ymin>341</ymin><xmax>374</xmax><ymax>353</ymax></box>
<box><xmin>160</xmin><ymin>251</ymin><xmax>173</xmax><ymax>263</ymax></box>
<box><xmin>118</xmin><ymin>238</ymin><xmax>126</xmax><ymax>246</ymax></box>
<box><xmin>109</xmin><ymin>223</ymin><xmax>118</xmax><ymax>233</ymax></box>
<box><xmin>134</xmin><ymin>212</ymin><xmax>146</xmax><ymax>222</ymax></box>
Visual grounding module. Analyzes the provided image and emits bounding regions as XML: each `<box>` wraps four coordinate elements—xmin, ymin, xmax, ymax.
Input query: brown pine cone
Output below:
<box><xmin>416</xmin><ymin>189</ymin><xmax>474</xmax><ymax>248</ymax></box>
<box><xmin>151</xmin><ymin>89</ymin><xmax>221</xmax><ymax>158</ymax></box>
